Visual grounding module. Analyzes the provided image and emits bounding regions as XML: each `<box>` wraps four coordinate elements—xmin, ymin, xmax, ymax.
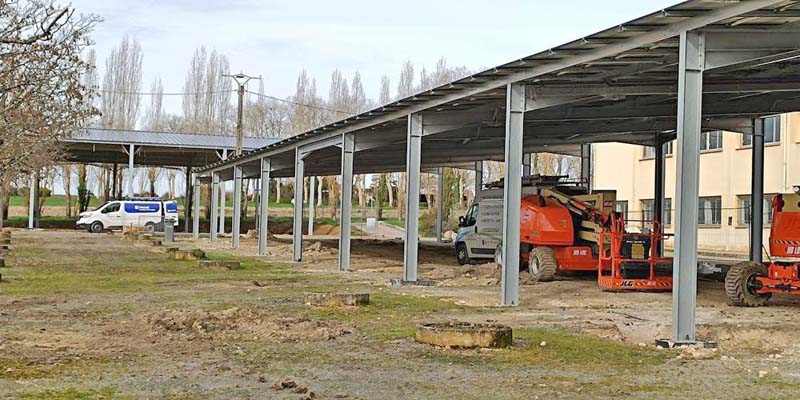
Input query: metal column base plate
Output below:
<box><xmin>655</xmin><ymin>339</ymin><xmax>718</xmax><ymax>349</ymax></box>
<box><xmin>390</xmin><ymin>278</ymin><xmax>435</xmax><ymax>287</ymax></box>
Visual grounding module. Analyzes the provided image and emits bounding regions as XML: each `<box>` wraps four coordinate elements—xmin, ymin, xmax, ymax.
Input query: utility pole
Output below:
<box><xmin>223</xmin><ymin>73</ymin><xmax>260</xmax><ymax>156</ymax></box>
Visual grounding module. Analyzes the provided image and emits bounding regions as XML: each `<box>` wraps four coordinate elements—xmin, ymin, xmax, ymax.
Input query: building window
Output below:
<box><xmin>737</xmin><ymin>194</ymin><xmax>775</xmax><ymax>225</ymax></box>
<box><xmin>765</xmin><ymin>115</ymin><xmax>781</xmax><ymax>144</ymax></box>
<box><xmin>615</xmin><ymin>201</ymin><xmax>628</xmax><ymax>220</ymax></box>
<box><xmin>742</xmin><ymin>116</ymin><xmax>781</xmax><ymax>146</ymax></box>
<box><xmin>698</xmin><ymin>196</ymin><xmax>722</xmax><ymax>225</ymax></box>
<box><xmin>641</xmin><ymin>199</ymin><xmax>654</xmax><ymax>221</ymax></box>
<box><xmin>640</xmin><ymin>198</ymin><xmax>672</xmax><ymax>225</ymax></box>
<box><xmin>642</xmin><ymin>141</ymin><xmax>673</xmax><ymax>159</ymax></box>
<box><xmin>700</xmin><ymin>131</ymin><xmax>723</xmax><ymax>152</ymax></box>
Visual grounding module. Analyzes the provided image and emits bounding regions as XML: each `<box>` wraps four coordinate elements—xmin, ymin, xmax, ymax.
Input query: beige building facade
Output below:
<box><xmin>592</xmin><ymin>112</ymin><xmax>800</xmax><ymax>254</ymax></box>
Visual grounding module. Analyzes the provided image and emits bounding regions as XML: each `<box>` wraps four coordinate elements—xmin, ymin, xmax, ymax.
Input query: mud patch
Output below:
<box><xmin>147</xmin><ymin>308</ymin><xmax>351</xmax><ymax>342</ymax></box>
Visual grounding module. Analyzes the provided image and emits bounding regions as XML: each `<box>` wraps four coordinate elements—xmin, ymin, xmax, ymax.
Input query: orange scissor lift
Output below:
<box><xmin>597</xmin><ymin>215</ymin><xmax>673</xmax><ymax>291</ymax></box>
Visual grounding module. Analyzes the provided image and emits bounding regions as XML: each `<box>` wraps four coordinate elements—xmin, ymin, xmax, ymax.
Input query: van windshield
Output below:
<box><xmin>93</xmin><ymin>202</ymin><xmax>109</xmax><ymax>211</ymax></box>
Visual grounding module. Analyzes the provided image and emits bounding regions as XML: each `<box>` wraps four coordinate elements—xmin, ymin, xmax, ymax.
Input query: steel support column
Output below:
<box><xmin>112</xmin><ymin>163</ymin><xmax>118</xmax><ymax>199</ymax></box>
<box><xmin>292</xmin><ymin>148</ymin><xmax>305</xmax><ymax>262</ymax></box>
<box><xmin>581</xmin><ymin>144</ymin><xmax>592</xmax><ymax>191</ymax></box>
<box><xmin>259</xmin><ymin>158</ymin><xmax>271</xmax><ymax>256</ymax></box>
<box><xmin>436</xmin><ymin>167</ymin><xmax>444</xmax><ymax>243</ymax></box>
<box><xmin>654</xmin><ymin>134</ymin><xmax>666</xmax><ymax>256</ymax></box>
<box><xmin>184</xmin><ymin>165</ymin><xmax>193</xmax><ymax>233</ymax></box>
<box><xmin>523</xmin><ymin>154</ymin><xmax>531</xmax><ymax>177</ymax></box>
<box><xmin>219</xmin><ymin>149</ymin><xmax>228</xmax><ymax>235</ymax></box>
<box><xmin>192</xmin><ymin>175</ymin><xmax>200</xmax><ymax>239</ymax></box>
<box><xmin>308</xmin><ymin>176</ymin><xmax>316</xmax><ymax>235</ymax></box>
<box><xmin>751</xmin><ymin>117</ymin><xmax>766</xmax><ymax>263</ymax></box>
<box><xmin>339</xmin><ymin>133</ymin><xmax>355</xmax><ymax>272</ymax></box>
<box><xmin>232</xmin><ymin>165</ymin><xmax>243</xmax><ymax>248</ymax></box>
<box><xmin>475</xmin><ymin>161</ymin><xmax>483</xmax><ymax>197</ymax></box>
<box><xmin>403</xmin><ymin>113</ymin><xmax>423</xmax><ymax>282</ymax></box>
<box><xmin>501</xmin><ymin>82</ymin><xmax>526</xmax><ymax>306</ymax></box>
<box><xmin>127</xmin><ymin>144</ymin><xmax>135</xmax><ymax>197</ymax></box>
<box><xmin>210</xmin><ymin>172</ymin><xmax>220</xmax><ymax>242</ymax></box>
<box><xmin>672</xmin><ymin>31</ymin><xmax>705</xmax><ymax>343</ymax></box>
<box><xmin>28</xmin><ymin>174</ymin><xmax>35</xmax><ymax>229</ymax></box>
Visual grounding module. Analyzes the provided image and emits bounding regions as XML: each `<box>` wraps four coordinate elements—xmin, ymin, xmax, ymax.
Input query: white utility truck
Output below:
<box><xmin>77</xmin><ymin>198</ymin><xmax>179</xmax><ymax>233</ymax></box>
<box><xmin>454</xmin><ymin>184</ymin><xmax>538</xmax><ymax>265</ymax></box>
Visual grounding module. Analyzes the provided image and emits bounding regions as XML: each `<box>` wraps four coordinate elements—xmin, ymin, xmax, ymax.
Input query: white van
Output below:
<box><xmin>455</xmin><ymin>184</ymin><xmax>547</xmax><ymax>265</ymax></box>
<box><xmin>77</xmin><ymin>198</ymin><xmax>179</xmax><ymax>233</ymax></box>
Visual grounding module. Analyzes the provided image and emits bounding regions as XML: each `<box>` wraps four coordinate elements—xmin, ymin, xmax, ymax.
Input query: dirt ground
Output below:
<box><xmin>2</xmin><ymin>229</ymin><xmax>800</xmax><ymax>399</ymax></box>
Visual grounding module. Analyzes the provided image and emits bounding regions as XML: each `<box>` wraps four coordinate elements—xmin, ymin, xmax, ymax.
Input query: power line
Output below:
<box><xmin>99</xmin><ymin>88</ymin><xmax>352</xmax><ymax>115</ymax></box>
<box><xmin>245</xmin><ymin>90</ymin><xmax>351</xmax><ymax>115</ymax></box>
<box><xmin>99</xmin><ymin>89</ymin><xmax>236</xmax><ymax>96</ymax></box>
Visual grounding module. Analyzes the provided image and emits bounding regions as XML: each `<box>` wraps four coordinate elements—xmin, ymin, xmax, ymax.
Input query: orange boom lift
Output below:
<box><xmin>726</xmin><ymin>191</ymin><xmax>800</xmax><ymax>306</ymax></box>
<box><xmin>510</xmin><ymin>176</ymin><xmax>672</xmax><ymax>291</ymax></box>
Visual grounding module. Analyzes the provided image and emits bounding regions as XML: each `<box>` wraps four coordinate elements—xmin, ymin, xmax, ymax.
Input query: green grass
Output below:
<box><xmin>1</xmin><ymin>241</ymin><xmax>309</xmax><ymax>296</ymax></box>
<box><xmin>19</xmin><ymin>387</ymin><xmax>128</xmax><ymax>400</ymax></box>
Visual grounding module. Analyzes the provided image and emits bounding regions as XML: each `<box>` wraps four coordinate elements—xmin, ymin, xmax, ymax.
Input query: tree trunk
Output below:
<box><xmin>386</xmin><ymin>173</ymin><xmax>394</xmax><ymax>208</ymax></box>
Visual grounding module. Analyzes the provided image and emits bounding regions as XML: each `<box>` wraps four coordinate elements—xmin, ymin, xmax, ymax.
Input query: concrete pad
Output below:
<box><xmin>415</xmin><ymin>322</ymin><xmax>513</xmax><ymax>349</ymax></box>
<box><xmin>172</xmin><ymin>249</ymin><xmax>206</xmax><ymax>260</ymax></box>
<box><xmin>304</xmin><ymin>293</ymin><xmax>369</xmax><ymax>307</ymax></box>
<box><xmin>197</xmin><ymin>260</ymin><xmax>241</xmax><ymax>270</ymax></box>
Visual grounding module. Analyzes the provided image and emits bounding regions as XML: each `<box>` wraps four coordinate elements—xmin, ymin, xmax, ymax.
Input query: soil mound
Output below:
<box><xmin>147</xmin><ymin>308</ymin><xmax>351</xmax><ymax>341</ymax></box>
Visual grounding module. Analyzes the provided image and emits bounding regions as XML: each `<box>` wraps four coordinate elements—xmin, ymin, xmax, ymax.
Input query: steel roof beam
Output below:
<box><xmin>195</xmin><ymin>0</ymin><xmax>785</xmax><ymax>175</ymax></box>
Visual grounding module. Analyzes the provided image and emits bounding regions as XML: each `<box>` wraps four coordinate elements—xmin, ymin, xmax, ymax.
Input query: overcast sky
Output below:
<box><xmin>72</xmin><ymin>0</ymin><xmax>680</xmax><ymax>115</ymax></box>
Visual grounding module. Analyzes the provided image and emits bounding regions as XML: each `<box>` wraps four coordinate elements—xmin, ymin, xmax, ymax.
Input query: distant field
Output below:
<box><xmin>9</xmin><ymin>195</ymin><xmax>299</xmax><ymax>210</ymax></box>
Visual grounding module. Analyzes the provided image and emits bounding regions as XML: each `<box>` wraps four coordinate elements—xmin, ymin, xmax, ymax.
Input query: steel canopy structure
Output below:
<box><xmin>55</xmin><ymin>128</ymin><xmax>277</xmax><ymax>232</ymax></box>
<box><xmin>193</xmin><ymin>0</ymin><xmax>800</xmax><ymax>345</ymax></box>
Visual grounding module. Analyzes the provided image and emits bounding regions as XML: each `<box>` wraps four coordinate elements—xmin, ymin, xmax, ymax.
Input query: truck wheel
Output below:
<box><xmin>529</xmin><ymin>247</ymin><xmax>558</xmax><ymax>283</ymax></box>
<box><xmin>144</xmin><ymin>222</ymin><xmax>156</xmax><ymax>233</ymax></box>
<box><xmin>89</xmin><ymin>221</ymin><xmax>104</xmax><ymax>233</ymax></box>
<box><xmin>725</xmin><ymin>261</ymin><xmax>771</xmax><ymax>307</ymax></box>
<box><xmin>456</xmin><ymin>243</ymin><xmax>471</xmax><ymax>266</ymax></box>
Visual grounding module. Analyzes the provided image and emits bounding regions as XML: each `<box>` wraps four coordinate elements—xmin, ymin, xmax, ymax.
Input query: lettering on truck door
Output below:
<box><xmin>476</xmin><ymin>199</ymin><xmax>503</xmax><ymax>252</ymax></box>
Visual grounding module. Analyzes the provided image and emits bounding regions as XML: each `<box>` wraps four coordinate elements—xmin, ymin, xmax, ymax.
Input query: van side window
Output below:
<box><xmin>102</xmin><ymin>202</ymin><xmax>120</xmax><ymax>214</ymax></box>
<box><xmin>466</xmin><ymin>204</ymin><xmax>478</xmax><ymax>226</ymax></box>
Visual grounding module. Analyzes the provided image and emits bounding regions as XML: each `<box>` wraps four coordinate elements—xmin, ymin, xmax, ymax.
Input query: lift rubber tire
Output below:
<box><xmin>456</xmin><ymin>243</ymin><xmax>471</xmax><ymax>266</ymax></box>
<box><xmin>529</xmin><ymin>247</ymin><xmax>558</xmax><ymax>283</ymax></box>
<box><xmin>144</xmin><ymin>222</ymin><xmax>156</xmax><ymax>233</ymax></box>
<box><xmin>725</xmin><ymin>261</ymin><xmax>771</xmax><ymax>307</ymax></box>
<box><xmin>89</xmin><ymin>221</ymin><xmax>104</xmax><ymax>234</ymax></box>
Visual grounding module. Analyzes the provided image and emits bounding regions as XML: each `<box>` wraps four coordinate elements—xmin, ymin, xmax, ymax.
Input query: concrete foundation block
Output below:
<box><xmin>415</xmin><ymin>322</ymin><xmax>513</xmax><ymax>349</ymax></box>
<box><xmin>304</xmin><ymin>292</ymin><xmax>369</xmax><ymax>307</ymax></box>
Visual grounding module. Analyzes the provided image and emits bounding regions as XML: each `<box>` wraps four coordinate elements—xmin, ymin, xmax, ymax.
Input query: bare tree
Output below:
<box><xmin>181</xmin><ymin>46</ymin><xmax>232</xmax><ymax>134</ymax></box>
<box><xmin>0</xmin><ymin>1</ymin><xmax>98</xmax><ymax>186</ymax></box>
<box><xmin>101</xmin><ymin>35</ymin><xmax>143</xmax><ymax>130</ymax></box>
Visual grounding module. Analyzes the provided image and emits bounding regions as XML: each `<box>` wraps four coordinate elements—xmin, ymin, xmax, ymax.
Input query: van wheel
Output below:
<box><xmin>456</xmin><ymin>243</ymin><xmax>471</xmax><ymax>266</ymax></box>
<box><xmin>529</xmin><ymin>247</ymin><xmax>558</xmax><ymax>283</ymax></box>
<box><xmin>89</xmin><ymin>221</ymin><xmax>104</xmax><ymax>233</ymax></box>
<box><xmin>144</xmin><ymin>222</ymin><xmax>156</xmax><ymax>233</ymax></box>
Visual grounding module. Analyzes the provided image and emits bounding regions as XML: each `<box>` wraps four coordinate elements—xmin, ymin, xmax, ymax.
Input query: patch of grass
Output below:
<box><xmin>298</xmin><ymin>292</ymin><xmax>468</xmax><ymax>341</ymax></box>
<box><xmin>0</xmin><ymin>357</ymin><xmax>110</xmax><ymax>380</ymax></box>
<box><xmin>1</xmin><ymin>238</ymin><xmax>312</xmax><ymax>296</ymax></box>
<box><xmin>419</xmin><ymin>327</ymin><xmax>669</xmax><ymax>373</ymax></box>
<box><xmin>19</xmin><ymin>387</ymin><xmax>127</xmax><ymax>400</ymax></box>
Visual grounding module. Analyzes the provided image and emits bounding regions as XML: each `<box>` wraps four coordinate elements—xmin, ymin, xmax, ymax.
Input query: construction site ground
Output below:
<box><xmin>2</xmin><ymin>229</ymin><xmax>800</xmax><ymax>399</ymax></box>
